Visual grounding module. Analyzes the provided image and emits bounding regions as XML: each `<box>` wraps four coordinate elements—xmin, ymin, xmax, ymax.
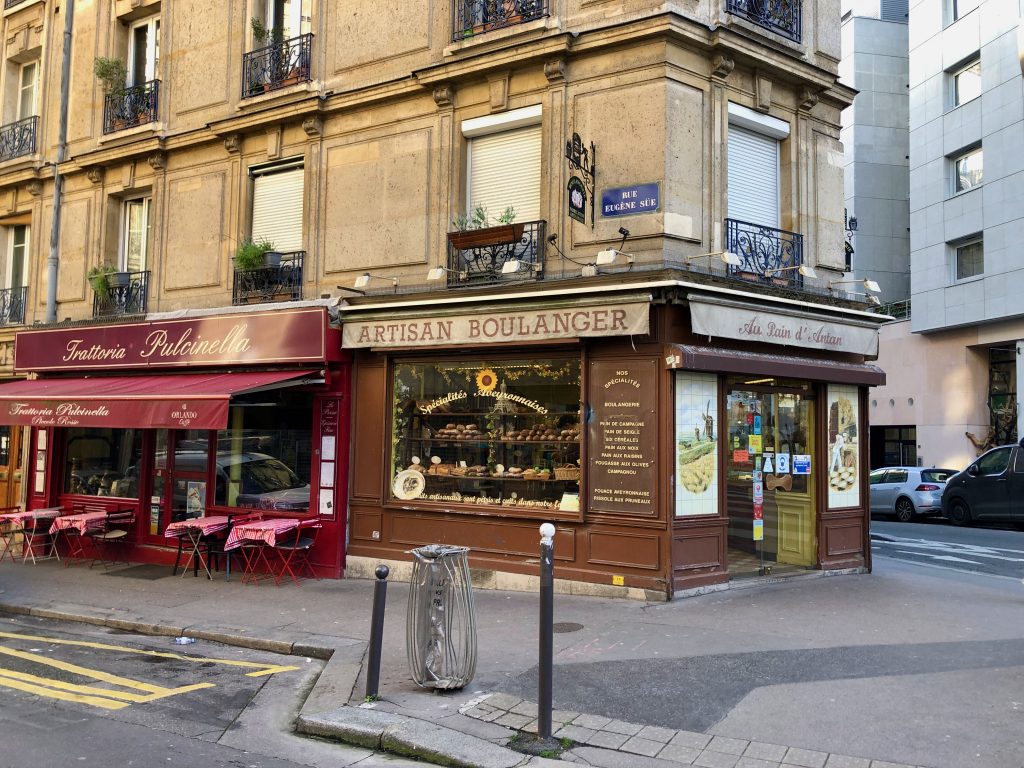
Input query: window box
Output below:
<box><xmin>447</xmin><ymin>223</ymin><xmax>524</xmax><ymax>250</ymax></box>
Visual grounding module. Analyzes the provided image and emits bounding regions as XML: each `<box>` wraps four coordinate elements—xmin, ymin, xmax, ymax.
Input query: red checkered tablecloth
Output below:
<box><xmin>164</xmin><ymin>516</ymin><xmax>233</xmax><ymax>539</ymax></box>
<box><xmin>224</xmin><ymin>518</ymin><xmax>311</xmax><ymax>550</ymax></box>
<box><xmin>49</xmin><ymin>511</ymin><xmax>107</xmax><ymax>535</ymax></box>
<box><xmin>0</xmin><ymin>508</ymin><xmax>63</xmax><ymax>525</ymax></box>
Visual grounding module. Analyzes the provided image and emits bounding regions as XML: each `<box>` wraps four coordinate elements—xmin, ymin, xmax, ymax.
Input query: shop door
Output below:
<box><xmin>0</xmin><ymin>425</ymin><xmax>23</xmax><ymax>507</ymax></box>
<box><xmin>145</xmin><ymin>429</ymin><xmax>212</xmax><ymax>540</ymax></box>
<box><xmin>725</xmin><ymin>381</ymin><xmax>817</xmax><ymax>578</ymax></box>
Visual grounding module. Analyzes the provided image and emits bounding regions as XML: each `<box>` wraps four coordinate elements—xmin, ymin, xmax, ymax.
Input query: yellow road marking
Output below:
<box><xmin>0</xmin><ymin>631</ymin><xmax>299</xmax><ymax>675</ymax></box>
<box><xmin>0</xmin><ymin>674</ymin><xmax>130</xmax><ymax>710</ymax></box>
<box><xmin>0</xmin><ymin>667</ymin><xmax>213</xmax><ymax>704</ymax></box>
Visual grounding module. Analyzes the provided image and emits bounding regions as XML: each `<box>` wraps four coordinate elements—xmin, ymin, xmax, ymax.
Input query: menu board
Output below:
<box><xmin>588</xmin><ymin>359</ymin><xmax>657</xmax><ymax>515</ymax></box>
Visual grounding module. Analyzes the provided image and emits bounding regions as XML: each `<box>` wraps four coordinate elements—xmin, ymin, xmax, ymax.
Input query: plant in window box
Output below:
<box><xmin>447</xmin><ymin>205</ymin><xmax>523</xmax><ymax>250</ymax></box>
<box><xmin>234</xmin><ymin>238</ymin><xmax>279</xmax><ymax>270</ymax></box>
<box><xmin>94</xmin><ymin>57</ymin><xmax>128</xmax><ymax>127</ymax></box>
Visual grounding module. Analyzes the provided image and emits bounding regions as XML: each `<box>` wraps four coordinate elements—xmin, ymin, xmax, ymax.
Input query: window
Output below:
<box><xmin>250</xmin><ymin>162</ymin><xmax>304</xmax><ymax>251</ymax></box>
<box><xmin>390</xmin><ymin>358</ymin><xmax>581</xmax><ymax>512</ymax></box>
<box><xmin>952</xmin><ymin>58</ymin><xmax>981</xmax><ymax>107</ymax></box>
<box><xmin>953</xmin><ymin>147</ymin><xmax>982</xmax><ymax>193</ymax></box>
<box><xmin>726</xmin><ymin>104</ymin><xmax>789</xmax><ymax>229</ymax></box>
<box><xmin>462</xmin><ymin>106</ymin><xmax>542</xmax><ymax>224</ymax></box>
<box><xmin>121</xmin><ymin>198</ymin><xmax>149</xmax><ymax>273</ymax></box>
<box><xmin>259</xmin><ymin>0</ymin><xmax>310</xmax><ymax>40</ymax></box>
<box><xmin>63</xmin><ymin>427</ymin><xmax>144</xmax><ymax>498</ymax></box>
<box><xmin>951</xmin><ymin>0</ymin><xmax>980</xmax><ymax>21</ymax></box>
<box><xmin>17</xmin><ymin>62</ymin><xmax>37</xmax><ymax>120</ymax></box>
<box><xmin>128</xmin><ymin>17</ymin><xmax>160</xmax><ymax>86</ymax></box>
<box><xmin>921</xmin><ymin>469</ymin><xmax>955</xmax><ymax>482</ymax></box>
<box><xmin>6</xmin><ymin>224</ymin><xmax>27</xmax><ymax>290</ymax></box>
<box><xmin>976</xmin><ymin>446</ymin><xmax>1011</xmax><ymax>475</ymax></box>
<box><xmin>869</xmin><ymin>468</ymin><xmax>887</xmax><ymax>485</ymax></box>
<box><xmin>885</xmin><ymin>470</ymin><xmax>909</xmax><ymax>484</ymax></box>
<box><xmin>954</xmin><ymin>238</ymin><xmax>983</xmax><ymax>280</ymax></box>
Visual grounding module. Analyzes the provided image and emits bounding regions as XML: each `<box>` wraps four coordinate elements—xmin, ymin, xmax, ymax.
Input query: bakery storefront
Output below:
<box><xmin>341</xmin><ymin>283</ymin><xmax>885</xmax><ymax>599</ymax></box>
<box><xmin>4</xmin><ymin>306</ymin><xmax>350</xmax><ymax>575</ymax></box>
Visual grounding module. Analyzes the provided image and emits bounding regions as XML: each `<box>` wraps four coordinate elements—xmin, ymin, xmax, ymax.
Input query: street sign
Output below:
<box><xmin>753</xmin><ymin>519</ymin><xmax>764</xmax><ymax>541</ymax></box>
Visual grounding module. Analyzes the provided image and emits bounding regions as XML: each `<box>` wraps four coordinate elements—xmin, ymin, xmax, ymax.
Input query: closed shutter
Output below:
<box><xmin>251</xmin><ymin>166</ymin><xmax>304</xmax><ymax>251</ymax></box>
<box><xmin>880</xmin><ymin>0</ymin><xmax>908</xmax><ymax>21</ymax></box>
<box><xmin>469</xmin><ymin>124</ymin><xmax>541</xmax><ymax>222</ymax></box>
<box><xmin>727</xmin><ymin>125</ymin><xmax>779</xmax><ymax>228</ymax></box>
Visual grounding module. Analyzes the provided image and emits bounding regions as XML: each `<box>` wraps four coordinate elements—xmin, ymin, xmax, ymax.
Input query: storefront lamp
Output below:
<box><xmin>501</xmin><ymin>259</ymin><xmax>541</xmax><ymax>275</ymax></box>
<box><xmin>828</xmin><ymin>277</ymin><xmax>880</xmax><ymax>293</ymax></box>
<box><xmin>354</xmin><ymin>273</ymin><xmax>398</xmax><ymax>291</ymax></box>
<box><xmin>685</xmin><ymin>250</ymin><xmax>741</xmax><ymax>267</ymax></box>
<box><xmin>765</xmin><ymin>264</ymin><xmax>818</xmax><ymax>279</ymax></box>
<box><xmin>595</xmin><ymin>249</ymin><xmax>634</xmax><ymax>266</ymax></box>
<box><xmin>427</xmin><ymin>266</ymin><xmax>468</xmax><ymax>281</ymax></box>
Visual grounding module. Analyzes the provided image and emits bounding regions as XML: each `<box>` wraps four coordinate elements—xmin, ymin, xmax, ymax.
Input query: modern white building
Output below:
<box><xmin>866</xmin><ymin>0</ymin><xmax>1024</xmax><ymax>472</ymax></box>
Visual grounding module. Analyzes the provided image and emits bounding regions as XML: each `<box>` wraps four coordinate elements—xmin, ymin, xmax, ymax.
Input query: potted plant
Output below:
<box><xmin>234</xmin><ymin>238</ymin><xmax>279</xmax><ymax>270</ymax></box>
<box><xmin>87</xmin><ymin>264</ymin><xmax>114</xmax><ymax>296</ymax></box>
<box><xmin>447</xmin><ymin>205</ymin><xmax>523</xmax><ymax>250</ymax></box>
<box><xmin>94</xmin><ymin>57</ymin><xmax>129</xmax><ymax>128</ymax></box>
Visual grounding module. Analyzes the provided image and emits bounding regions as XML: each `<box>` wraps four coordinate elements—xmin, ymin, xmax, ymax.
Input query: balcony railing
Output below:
<box><xmin>93</xmin><ymin>271</ymin><xmax>149</xmax><ymax>318</ymax></box>
<box><xmin>232</xmin><ymin>251</ymin><xmax>304</xmax><ymax>305</ymax></box>
<box><xmin>242</xmin><ymin>33</ymin><xmax>313</xmax><ymax>99</ymax></box>
<box><xmin>0</xmin><ymin>116</ymin><xmax>37</xmax><ymax>162</ymax></box>
<box><xmin>446</xmin><ymin>219</ymin><xmax>545</xmax><ymax>286</ymax></box>
<box><xmin>3</xmin><ymin>0</ymin><xmax>29</xmax><ymax>8</ymax></box>
<box><xmin>724</xmin><ymin>218</ymin><xmax>806</xmax><ymax>288</ymax></box>
<box><xmin>725</xmin><ymin>0</ymin><xmax>801</xmax><ymax>42</ymax></box>
<box><xmin>0</xmin><ymin>286</ymin><xmax>26</xmax><ymax>326</ymax></box>
<box><xmin>452</xmin><ymin>0</ymin><xmax>548</xmax><ymax>41</ymax></box>
<box><xmin>102</xmin><ymin>80</ymin><xmax>159</xmax><ymax>134</ymax></box>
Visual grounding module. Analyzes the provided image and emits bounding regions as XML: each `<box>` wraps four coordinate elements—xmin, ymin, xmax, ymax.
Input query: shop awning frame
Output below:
<box><xmin>0</xmin><ymin>369</ymin><xmax>321</xmax><ymax>430</ymax></box>
<box><xmin>665</xmin><ymin>345</ymin><xmax>886</xmax><ymax>386</ymax></box>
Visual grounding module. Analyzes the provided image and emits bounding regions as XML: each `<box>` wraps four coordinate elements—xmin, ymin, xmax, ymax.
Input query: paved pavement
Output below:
<box><xmin>0</xmin><ymin>553</ymin><xmax>1021</xmax><ymax>768</ymax></box>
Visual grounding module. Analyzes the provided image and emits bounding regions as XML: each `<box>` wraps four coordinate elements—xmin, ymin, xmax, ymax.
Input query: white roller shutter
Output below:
<box><xmin>727</xmin><ymin>125</ymin><xmax>779</xmax><ymax>228</ymax></box>
<box><xmin>468</xmin><ymin>124</ymin><xmax>541</xmax><ymax>222</ymax></box>
<box><xmin>251</xmin><ymin>166</ymin><xmax>304</xmax><ymax>251</ymax></box>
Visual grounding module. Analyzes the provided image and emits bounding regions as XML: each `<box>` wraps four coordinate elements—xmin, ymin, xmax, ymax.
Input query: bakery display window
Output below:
<box><xmin>390</xmin><ymin>357</ymin><xmax>581</xmax><ymax>511</ymax></box>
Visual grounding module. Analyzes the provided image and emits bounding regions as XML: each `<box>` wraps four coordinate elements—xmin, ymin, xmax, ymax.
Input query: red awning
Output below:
<box><xmin>0</xmin><ymin>370</ymin><xmax>319</xmax><ymax>429</ymax></box>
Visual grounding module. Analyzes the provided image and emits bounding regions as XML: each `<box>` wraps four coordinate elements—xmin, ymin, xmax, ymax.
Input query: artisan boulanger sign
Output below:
<box><xmin>342</xmin><ymin>301</ymin><xmax>649</xmax><ymax>348</ymax></box>
<box><xmin>689</xmin><ymin>297</ymin><xmax>879</xmax><ymax>357</ymax></box>
<box><xmin>14</xmin><ymin>307</ymin><xmax>331</xmax><ymax>372</ymax></box>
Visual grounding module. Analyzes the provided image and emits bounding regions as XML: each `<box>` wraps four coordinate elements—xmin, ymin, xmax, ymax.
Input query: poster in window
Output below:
<box><xmin>37</xmin><ymin>430</ymin><xmax>47</xmax><ymax>450</ymax></box>
<box><xmin>321</xmin><ymin>435</ymin><xmax>336</xmax><ymax>462</ymax></box>
<box><xmin>186</xmin><ymin>481</ymin><xmax>206</xmax><ymax>519</ymax></box>
<box><xmin>827</xmin><ymin>384</ymin><xmax>860</xmax><ymax>508</ymax></box>
<box><xmin>35</xmin><ymin>450</ymin><xmax>45</xmax><ymax>473</ymax></box>
<box><xmin>318</xmin><ymin>488</ymin><xmax>334</xmax><ymax>517</ymax></box>
<box><xmin>320</xmin><ymin>461</ymin><xmax>335</xmax><ymax>488</ymax></box>
<box><xmin>675</xmin><ymin>372</ymin><xmax>718</xmax><ymax>516</ymax></box>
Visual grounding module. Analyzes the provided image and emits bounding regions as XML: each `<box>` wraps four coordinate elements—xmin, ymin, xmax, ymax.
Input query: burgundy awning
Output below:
<box><xmin>0</xmin><ymin>370</ymin><xmax>319</xmax><ymax>429</ymax></box>
<box><xmin>665</xmin><ymin>345</ymin><xmax>886</xmax><ymax>386</ymax></box>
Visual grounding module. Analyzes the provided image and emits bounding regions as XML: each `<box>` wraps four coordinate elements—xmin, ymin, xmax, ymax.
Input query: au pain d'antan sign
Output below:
<box><xmin>14</xmin><ymin>307</ymin><xmax>334</xmax><ymax>372</ymax></box>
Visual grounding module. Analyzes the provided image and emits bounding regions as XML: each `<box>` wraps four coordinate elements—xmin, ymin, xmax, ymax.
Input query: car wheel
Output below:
<box><xmin>894</xmin><ymin>497</ymin><xmax>915</xmax><ymax>523</ymax></box>
<box><xmin>947</xmin><ymin>498</ymin><xmax>972</xmax><ymax>527</ymax></box>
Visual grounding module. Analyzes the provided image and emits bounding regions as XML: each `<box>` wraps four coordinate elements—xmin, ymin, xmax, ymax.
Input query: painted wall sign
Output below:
<box><xmin>15</xmin><ymin>307</ymin><xmax>334</xmax><ymax>372</ymax></box>
<box><xmin>568</xmin><ymin>176</ymin><xmax>586</xmax><ymax>224</ymax></box>
<box><xmin>689</xmin><ymin>297</ymin><xmax>879</xmax><ymax>356</ymax></box>
<box><xmin>343</xmin><ymin>301</ymin><xmax>649</xmax><ymax>349</ymax></box>
<box><xmin>600</xmin><ymin>183</ymin><xmax>660</xmax><ymax>218</ymax></box>
<box><xmin>588</xmin><ymin>359</ymin><xmax>657</xmax><ymax>516</ymax></box>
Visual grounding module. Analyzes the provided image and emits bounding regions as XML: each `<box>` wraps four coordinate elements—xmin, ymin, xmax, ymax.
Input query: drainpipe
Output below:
<box><xmin>45</xmin><ymin>0</ymin><xmax>75</xmax><ymax>324</ymax></box>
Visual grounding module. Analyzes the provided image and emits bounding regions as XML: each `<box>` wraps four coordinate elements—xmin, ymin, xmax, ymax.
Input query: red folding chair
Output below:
<box><xmin>0</xmin><ymin>507</ymin><xmax>22</xmax><ymax>563</ymax></box>
<box><xmin>271</xmin><ymin>523</ymin><xmax>320</xmax><ymax>586</ymax></box>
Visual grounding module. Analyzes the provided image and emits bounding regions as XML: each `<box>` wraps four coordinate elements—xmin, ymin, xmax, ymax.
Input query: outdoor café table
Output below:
<box><xmin>223</xmin><ymin>517</ymin><xmax>316</xmax><ymax>585</ymax></box>
<box><xmin>164</xmin><ymin>516</ymin><xmax>233</xmax><ymax>580</ymax></box>
<box><xmin>49</xmin><ymin>510</ymin><xmax>107</xmax><ymax>563</ymax></box>
<box><xmin>1</xmin><ymin>508</ymin><xmax>64</xmax><ymax>563</ymax></box>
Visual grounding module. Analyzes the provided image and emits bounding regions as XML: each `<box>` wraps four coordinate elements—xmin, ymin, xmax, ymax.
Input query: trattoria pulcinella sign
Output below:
<box><xmin>689</xmin><ymin>297</ymin><xmax>879</xmax><ymax>357</ymax></box>
<box><xmin>342</xmin><ymin>301</ymin><xmax>650</xmax><ymax>348</ymax></box>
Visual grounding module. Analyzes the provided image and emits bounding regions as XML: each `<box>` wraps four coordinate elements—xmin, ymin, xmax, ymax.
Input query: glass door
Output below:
<box><xmin>147</xmin><ymin>429</ymin><xmax>212</xmax><ymax>539</ymax></box>
<box><xmin>725</xmin><ymin>378</ymin><xmax>816</xmax><ymax>579</ymax></box>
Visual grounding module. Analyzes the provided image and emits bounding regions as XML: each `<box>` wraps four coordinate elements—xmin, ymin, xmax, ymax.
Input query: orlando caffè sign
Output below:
<box><xmin>343</xmin><ymin>301</ymin><xmax>649</xmax><ymax>348</ymax></box>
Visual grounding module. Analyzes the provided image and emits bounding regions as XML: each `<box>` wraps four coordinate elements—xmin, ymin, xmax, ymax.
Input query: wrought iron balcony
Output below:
<box><xmin>725</xmin><ymin>0</ymin><xmax>801</xmax><ymax>42</ymax></box>
<box><xmin>452</xmin><ymin>0</ymin><xmax>548</xmax><ymax>41</ymax></box>
<box><xmin>4</xmin><ymin>0</ymin><xmax>29</xmax><ymax>8</ymax></box>
<box><xmin>0</xmin><ymin>286</ymin><xmax>26</xmax><ymax>326</ymax></box>
<box><xmin>232</xmin><ymin>251</ymin><xmax>304</xmax><ymax>305</ymax></box>
<box><xmin>93</xmin><ymin>271</ymin><xmax>149</xmax><ymax>318</ymax></box>
<box><xmin>242</xmin><ymin>33</ymin><xmax>313</xmax><ymax>98</ymax></box>
<box><xmin>102</xmin><ymin>80</ymin><xmax>159</xmax><ymax>134</ymax></box>
<box><xmin>724</xmin><ymin>218</ymin><xmax>806</xmax><ymax>288</ymax></box>
<box><xmin>0</xmin><ymin>116</ymin><xmax>37</xmax><ymax>162</ymax></box>
<box><xmin>445</xmin><ymin>219</ymin><xmax>545</xmax><ymax>286</ymax></box>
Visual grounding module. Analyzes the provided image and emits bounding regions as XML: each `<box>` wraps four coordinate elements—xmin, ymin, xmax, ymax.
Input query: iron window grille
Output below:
<box><xmin>93</xmin><ymin>271</ymin><xmax>149</xmax><ymax>318</ymax></box>
<box><xmin>723</xmin><ymin>218</ymin><xmax>806</xmax><ymax>288</ymax></box>
<box><xmin>103</xmin><ymin>80</ymin><xmax>159</xmax><ymax>134</ymax></box>
<box><xmin>446</xmin><ymin>219</ymin><xmax>545</xmax><ymax>286</ymax></box>
<box><xmin>725</xmin><ymin>0</ymin><xmax>801</xmax><ymax>42</ymax></box>
<box><xmin>0</xmin><ymin>286</ymin><xmax>26</xmax><ymax>325</ymax></box>
<box><xmin>232</xmin><ymin>251</ymin><xmax>304</xmax><ymax>305</ymax></box>
<box><xmin>0</xmin><ymin>116</ymin><xmax>37</xmax><ymax>162</ymax></box>
<box><xmin>452</xmin><ymin>0</ymin><xmax>548</xmax><ymax>42</ymax></box>
<box><xmin>242</xmin><ymin>33</ymin><xmax>313</xmax><ymax>98</ymax></box>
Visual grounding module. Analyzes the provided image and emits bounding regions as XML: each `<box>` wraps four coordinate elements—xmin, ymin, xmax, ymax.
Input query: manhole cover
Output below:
<box><xmin>552</xmin><ymin>622</ymin><xmax>584</xmax><ymax>634</ymax></box>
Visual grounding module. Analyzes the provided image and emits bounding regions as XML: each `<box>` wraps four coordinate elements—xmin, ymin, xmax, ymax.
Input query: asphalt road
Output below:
<box><xmin>870</xmin><ymin>517</ymin><xmax>1024</xmax><ymax>579</ymax></box>
<box><xmin>0</xmin><ymin>612</ymin><xmax>415</xmax><ymax>768</ymax></box>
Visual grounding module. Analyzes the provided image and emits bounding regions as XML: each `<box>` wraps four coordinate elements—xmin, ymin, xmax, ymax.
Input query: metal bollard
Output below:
<box><xmin>538</xmin><ymin>522</ymin><xmax>555</xmax><ymax>739</ymax></box>
<box><xmin>365</xmin><ymin>564</ymin><xmax>389</xmax><ymax>699</ymax></box>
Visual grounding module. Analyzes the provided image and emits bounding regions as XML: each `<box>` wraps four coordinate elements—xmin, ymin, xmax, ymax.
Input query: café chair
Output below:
<box><xmin>87</xmin><ymin>506</ymin><xmax>136</xmax><ymax>569</ymax></box>
<box><xmin>272</xmin><ymin>524</ymin><xmax>321</xmax><ymax>586</ymax></box>
<box><xmin>0</xmin><ymin>506</ymin><xmax>22</xmax><ymax>563</ymax></box>
<box><xmin>204</xmin><ymin>512</ymin><xmax>262</xmax><ymax>580</ymax></box>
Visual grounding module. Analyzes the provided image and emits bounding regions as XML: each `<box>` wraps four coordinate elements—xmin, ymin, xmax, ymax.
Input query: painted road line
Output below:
<box><xmin>0</xmin><ymin>630</ymin><xmax>300</xmax><ymax>675</ymax></box>
<box><xmin>0</xmin><ymin>671</ymin><xmax>131</xmax><ymax>710</ymax></box>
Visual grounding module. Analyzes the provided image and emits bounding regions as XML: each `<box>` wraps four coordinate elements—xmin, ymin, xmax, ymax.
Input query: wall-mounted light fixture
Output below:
<box><xmin>685</xmin><ymin>250</ymin><xmax>741</xmax><ymax>267</ymax></box>
<box><xmin>595</xmin><ymin>249</ymin><xmax>634</xmax><ymax>266</ymax></box>
<box><xmin>828</xmin><ymin>277</ymin><xmax>880</xmax><ymax>293</ymax></box>
<box><xmin>765</xmin><ymin>264</ymin><xmax>818</xmax><ymax>279</ymax></box>
<box><xmin>354</xmin><ymin>273</ymin><xmax>398</xmax><ymax>291</ymax></box>
<box><xmin>500</xmin><ymin>259</ymin><xmax>541</xmax><ymax>275</ymax></box>
<box><xmin>426</xmin><ymin>266</ymin><xmax>467</xmax><ymax>281</ymax></box>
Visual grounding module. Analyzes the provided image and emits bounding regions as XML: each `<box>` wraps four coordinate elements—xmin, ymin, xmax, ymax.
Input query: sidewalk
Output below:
<box><xmin>0</xmin><ymin>556</ymin><xmax>1020</xmax><ymax>768</ymax></box>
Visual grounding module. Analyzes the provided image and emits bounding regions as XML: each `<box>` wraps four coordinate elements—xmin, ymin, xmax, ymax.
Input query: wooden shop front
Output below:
<box><xmin>341</xmin><ymin>282</ymin><xmax>885</xmax><ymax>599</ymax></box>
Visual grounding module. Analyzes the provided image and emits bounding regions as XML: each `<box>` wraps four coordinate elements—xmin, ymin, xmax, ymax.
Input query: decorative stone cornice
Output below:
<box><xmin>488</xmin><ymin>72</ymin><xmax>510</xmax><ymax>111</ymax></box>
<box><xmin>302</xmin><ymin>116</ymin><xmax>323</xmax><ymax>137</ymax></box>
<box><xmin>799</xmin><ymin>86</ymin><xmax>819</xmax><ymax>111</ymax></box>
<box><xmin>711</xmin><ymin>54</ymin><xmax>734</xmax><ymax>79</ymax></box>
<box><xmin>26</xmin><ymin>180</ymin><xmax>42</xmax><ymax>197</ymax></box>
<box><xmin>86</xmin><ymin>167</ymin><xmax>104</xmax><ymax>185</ymax></box>
<box><xmin>224</xmin><ymin>134</ymin><xmax>241</xmax><ymax>154</ymax></box>
<box><xmin>432</xmin><ymin>85</ymin><xmax>454</xmax><ymax>109</ymax></box>
<box><xmin>147</xmin><ymin>151</ymin><xmax>166</xmax><ymax>171</ymax></box>
<box><xmin>544</xmin><ymin>59</ymin><xmax>566</xmax><ymax>83</ymax></box>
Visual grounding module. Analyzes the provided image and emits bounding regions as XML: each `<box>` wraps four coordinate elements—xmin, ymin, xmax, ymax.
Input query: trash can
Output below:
<box><xmin>406</xmin><ymin>544</ymin><xmax>477</xmax><ymax>690</ymax></box>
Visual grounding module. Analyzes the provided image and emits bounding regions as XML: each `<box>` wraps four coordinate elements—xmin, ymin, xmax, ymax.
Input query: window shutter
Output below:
<box><xmin>880</xmin><ymin>0</ymin><xmax>908</xmax><ymax>21</ymax></box>
<box><xmin>251</xmin><ymin>167</ymin><xmax>304</xmax><ymax>251</ymax></box>
<box><xmin>727</xmin><ymin>125</ymin><xmax>779</xmax><ymax>228</ymax></box>
<box><xmin>469</xmin><ymin>124</ymin><xmax>541</xmax><ymax>222</ymax></box>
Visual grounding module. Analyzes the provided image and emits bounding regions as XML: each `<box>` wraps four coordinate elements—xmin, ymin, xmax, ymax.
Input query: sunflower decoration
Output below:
<box><xmin>476</xmin><ymin>368</ymin><xmax>498</xmax><ymax>392</ymax></box>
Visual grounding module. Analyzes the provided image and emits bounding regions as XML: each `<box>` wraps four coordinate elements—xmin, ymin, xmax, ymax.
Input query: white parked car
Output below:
<box><xmin>869</xmin><ymin>466</ymin><xmax>958</xmax><ymax>522</ymax></box>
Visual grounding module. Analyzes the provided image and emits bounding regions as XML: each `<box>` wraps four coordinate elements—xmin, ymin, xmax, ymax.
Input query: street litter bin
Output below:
<box><xmin>406</xmin><ymin>544</ymin><xmax>477</xmax><ymax>690</ymax></box>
